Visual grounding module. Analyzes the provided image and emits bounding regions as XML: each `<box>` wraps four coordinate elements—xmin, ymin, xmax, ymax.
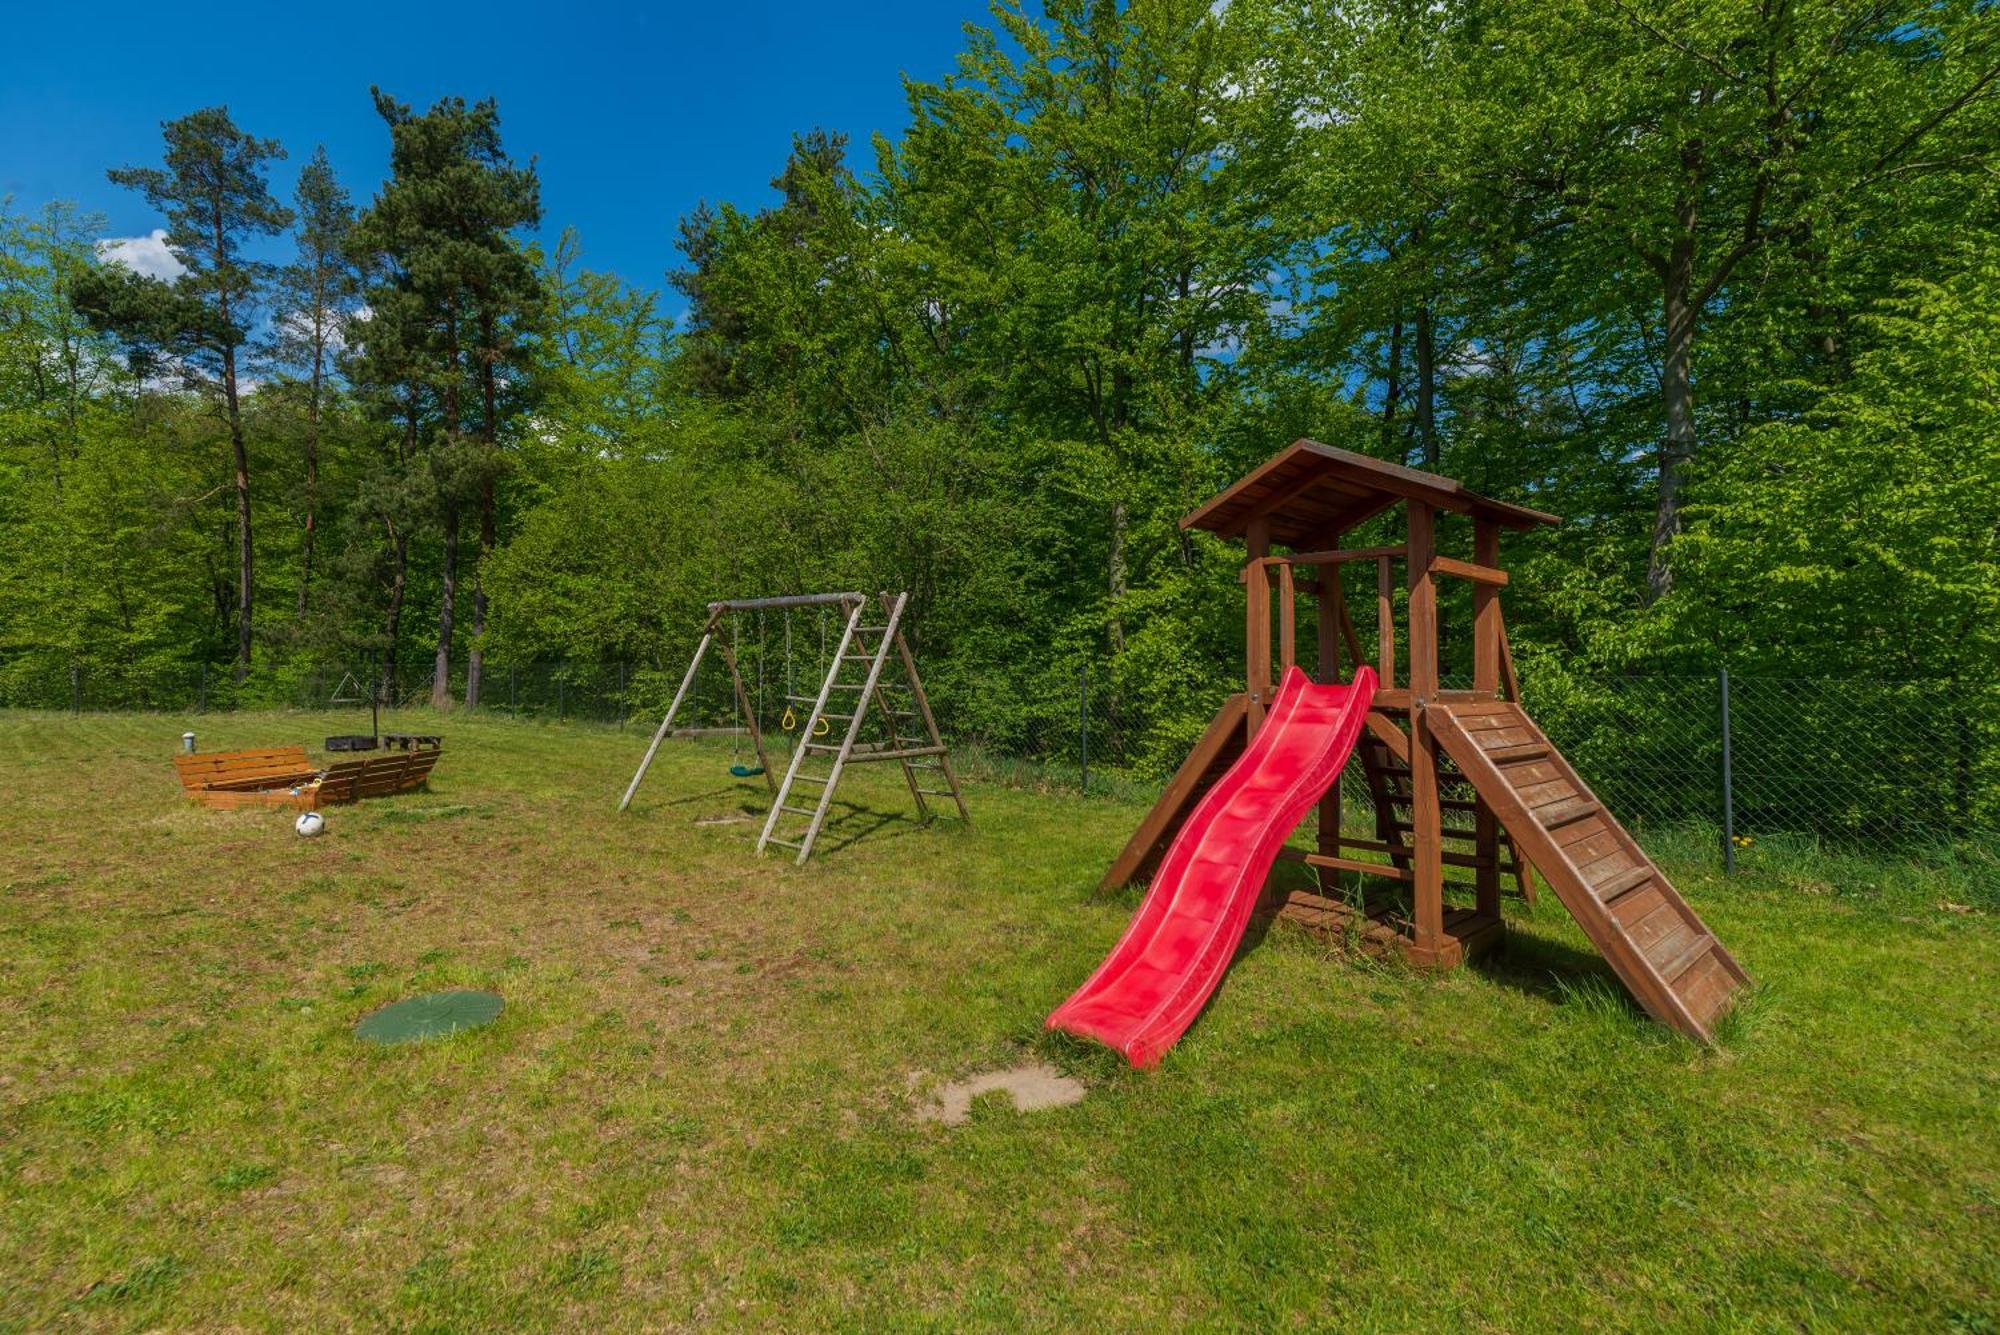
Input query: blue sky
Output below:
<box><xmin>1</xmin><ymin>0</ymin><xmax>1000</xmax><ymax>311</ymax></box>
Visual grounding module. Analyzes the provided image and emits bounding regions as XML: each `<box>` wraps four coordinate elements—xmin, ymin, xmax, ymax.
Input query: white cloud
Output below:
<box><xmin>96</xmin><ymin>229</ymin><xmax>187</xmax><ymax>281</ymax></box>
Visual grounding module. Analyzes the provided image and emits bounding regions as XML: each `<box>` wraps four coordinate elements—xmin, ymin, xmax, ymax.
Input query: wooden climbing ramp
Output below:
<box><xmin>1099</xmin><ymin>694</ymin><xmax>1248</xmax><ymax>890</ymax></box>
<box><xmin>1431</xmin><ymin>700</ymin><xmax>1750</xmax><ymax>1042</ymax></box>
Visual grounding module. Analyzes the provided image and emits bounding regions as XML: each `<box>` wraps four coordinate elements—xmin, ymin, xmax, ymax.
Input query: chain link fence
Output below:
<box><xmin>4</xmin><ymin>653</ymin><xmax>1994</xmax><ymax>863</ymax></box>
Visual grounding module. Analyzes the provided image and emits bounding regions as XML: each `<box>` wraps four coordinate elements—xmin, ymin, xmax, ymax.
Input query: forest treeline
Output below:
<box><xmin>1</xmin><ymin>0</ymin><xmax>1996</xmax><ymax>769</ymax></box>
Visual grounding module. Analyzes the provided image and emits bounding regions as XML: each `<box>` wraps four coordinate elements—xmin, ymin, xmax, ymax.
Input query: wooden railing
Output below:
<box><xmin>1244</xmin><ymin>540</ymin><xmax>1514</xmax><ymax>709</ymax></box>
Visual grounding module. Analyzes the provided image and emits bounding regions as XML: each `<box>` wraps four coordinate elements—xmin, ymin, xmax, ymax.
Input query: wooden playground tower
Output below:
<box><xmin>1103</xmin><ymin>440</ymin><xmax>1749</xmax><ymax>1042</ymax></box>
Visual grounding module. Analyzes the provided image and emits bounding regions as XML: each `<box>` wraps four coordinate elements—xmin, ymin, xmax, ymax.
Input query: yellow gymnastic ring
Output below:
<box><xmin>781</xmin><ymin>706</ymin><xmax>797</xmax><ymax>731</ymax></box>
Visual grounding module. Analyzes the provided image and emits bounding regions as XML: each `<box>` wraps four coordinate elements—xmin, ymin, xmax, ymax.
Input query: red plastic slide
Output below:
<box><xmin>1047</xmin><ymin>663</ymin><xmax>1379</xmax><ymax>1068</ymax></box>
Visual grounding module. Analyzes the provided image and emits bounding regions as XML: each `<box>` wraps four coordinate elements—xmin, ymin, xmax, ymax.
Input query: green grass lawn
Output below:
<box><xmin>0</xmin><ymin>710</ymin><xmax>1994</xmax><ymax>1331</ymax></box>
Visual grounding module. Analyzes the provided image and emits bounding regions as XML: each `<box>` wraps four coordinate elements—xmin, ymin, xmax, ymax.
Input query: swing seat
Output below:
<box><xmin>729</xmin><ymin>764</ymin><xmax>766</xmax><ymax>778</ymax></box>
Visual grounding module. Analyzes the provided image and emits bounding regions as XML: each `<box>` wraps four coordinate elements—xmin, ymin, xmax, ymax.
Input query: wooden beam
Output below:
<box><xmin>1277</xmin><ymin>544</ymin><xmax>1407</xmax><ymax>567</ymax></box>
<box><xmin>1100</xmin><ymin>695</ymin><xmax>1249</xmax><ymax>889</ymax></box>
<box><xmin>1430</xmin><ymin>555</ymin><xmax>1508</xmax><ymax>586</ymax></box>
<box><xmin>1406</xmin><ymin>501</ymin><xmax>1443</xmax><ymax>955</ymax></box>
<box><xmin>1314</xmin><ymin>558</ymin><xmax>1342</xmax><ymax>883</ymax></box>
<box><xmin>1365</xmin><ymin>710</ymin><xmax>1411</xmax><ymax>763</ymax></box>
<box><xmin>1473</xmin><ymin>521</ymin><xmax>1503</xmax><ymax>919</ymax></box>
<box><xmin>707</xmin><ymin>592</ymin><xmax>865</xmax><ymax>613</ymax></box>
<box><xmin>1277</xmin><ymin>562</ymin><xmax>1296</xmax><ymax>675</ymax></box>
<box><xmin>1318</xmin><ymin>564</ymin><xmax>1343</xmax><ymax>683</ymax></box>
<box><xmin>1334</xmin><ymin>595</ymin><xmax>1370</xmax><ymax>678</ymax></box>
<box><xmin>1276</xmin><ymin>848</ymin><xmax>1415</xmax><ymax>882</ymax></box>
<box><xmin>1376</xmin><ymin>556</ymin><xmax>1396</xmax><ymax>690</ymax></box>
<box><xmin>1245</xmin><ymin>518</ymin><xmax>1272</xmax><ymax>732</ymax></box>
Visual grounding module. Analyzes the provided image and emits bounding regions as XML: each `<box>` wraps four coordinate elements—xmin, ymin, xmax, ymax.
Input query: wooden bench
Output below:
<box><xmin>175</xmin><ymin>744</ymin><xmax>443</xmax><ymax>811</ymax></box>
<box><xmin>317</xmin><ymin>748</ymin><xmax>443</xmax><ymax>804</ymax></box>
<box><xmin>174</xmin><ymin>747</ymin><xmax>323</xmax><ymax>811</ymax></box>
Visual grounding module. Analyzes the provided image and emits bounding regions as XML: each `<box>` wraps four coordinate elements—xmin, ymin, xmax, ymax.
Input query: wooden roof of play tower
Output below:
<box><xmin>1181</xmin><ymin>439</ymin><xmax>1559</xmax><ymax>546</ymax></box>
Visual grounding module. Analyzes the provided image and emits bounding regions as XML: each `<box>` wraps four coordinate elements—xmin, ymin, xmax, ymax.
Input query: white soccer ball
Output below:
<box><xmin>295</xmin><ymin>811</ymin><xmax>326</xmax><ymax>838</ymax></box>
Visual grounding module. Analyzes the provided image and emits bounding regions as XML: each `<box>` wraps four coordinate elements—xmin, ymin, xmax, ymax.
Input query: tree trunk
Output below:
<box><xmin>466</xmin><ymin>310</ymin><xmax>499</xmax><ymax>710</ymax></box>
<box><xmin>432</xmin><ymin>500</ymin><xmax>458</xmax><ymax>709</ymax></box>
<box><xmin>1380</xmin><ymin>319</ymin><xmax>1403</xmax><ymax>450</ymax></box>
<box><xmin>223</xmin><ymin>342</ymin><xmax>254</xmax><ymax>683</ymax></box>
<box><xmin>433</xmin><ymin>300</ymin><xmax>463</xmax><ymax>710</ymax></box>
<box><xmin>1413</xmin><ymin>301</ymin><xmax>1438</xmax><ymax>470</ymax></box>
<box><xmin>298</xmin><ymin>327</ymin><xmax>323</xmax><ymax>620</ymax></box>
<box><xmin>1649</xmin><ymin>236</ymin><xmax>1698</xmax><ymax>603</ymax></box>
<box><xmin>466</xmin><ymin>476</ymin><xmax>492</xmax><ymax>709</ymax></box>
<box><xmin>1108</xmin><ymin>496</ymin><xmax>1127</xmax><ymax>655</ymax></box>
<box><xmin>382</xmin><ymin>523</ymin><xmax>406</xmax><ymax>705</ymax></box>
<box><xmin>380</xmin><ymin>392</ymin><xmax>420</xmax><ymax>705</ymax></box>
<box><xmin>1105</xmin><ymin>366</ymin><xmax>1132</xmax><ymax>657</ymax></box>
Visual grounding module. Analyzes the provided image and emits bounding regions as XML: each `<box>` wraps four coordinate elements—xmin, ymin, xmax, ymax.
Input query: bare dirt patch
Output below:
<box><xmin>915</xmin><ymin>1063</ymin><xmax>1086</xmax><ymax>1125</ymax></box>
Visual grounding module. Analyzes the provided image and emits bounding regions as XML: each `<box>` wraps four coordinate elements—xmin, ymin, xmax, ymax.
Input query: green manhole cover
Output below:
<box><xmin>355</xmin><ymin>990</ymin><xmax>503</xmax><ymax>1045</ymax></box>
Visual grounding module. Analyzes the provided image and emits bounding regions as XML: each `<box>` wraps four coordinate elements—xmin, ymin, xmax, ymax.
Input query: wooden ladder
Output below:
<box><xmin>1351</xmin><ymin>726</ymin><xmax>1536</xmax><ymax>900</ymax></box>
<box><xmin>757</xmin><ymin>592</ymin><xmax>969</xmax><ymax>864</ymax></box>
<box><xmin>1430</xmin><ymin>700</ymin><xmax>1750</xmax><ymax>1042</ymax></box>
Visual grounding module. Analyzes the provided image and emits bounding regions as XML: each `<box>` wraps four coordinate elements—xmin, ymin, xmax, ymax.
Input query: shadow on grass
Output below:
<box><xmin>810</xmin><ymin>802</ymin><xmax>923</xmax><ymax>855</ymax></box>
<box><xmin>638</xmin><ymin>784</ymin><xmax>744</xmax><ymax>810</ymax></box>
<box><xmin>1470</xmin><ymin>925</ymin><xmax>1626</xmax><ymax>1010</ymax></box>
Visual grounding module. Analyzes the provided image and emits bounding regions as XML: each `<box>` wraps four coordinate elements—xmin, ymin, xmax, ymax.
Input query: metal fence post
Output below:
<box><xmin>1079</xmin><ymin>661</ymin><xmax>1090</xmax><ymax>794</ymax></box>
<box><xmin>558</xmin><ymin>672</ymin><xmax>566</xmax><ymax>724</ymax></box>
<box><xmin>198</xmin><ymin>662</ymin><xmax>207</xmax><ymax>714</ymax></box>
<box><xmin>509</xmin><ymin>664</ymin><xmax>517</xmax><ymax>710</ymax></box>
<box><xmin>618</xmin><ymin>662</ymin><xmax>626</xmax><ymax>728</ymax></box>
<box><xmin>70</xmin><ymin>664</ymin><xmax>81</xmax><ymax>716</ymax></box>
<box><xmin>1719</xmin><ymin>665</ymin><xmax>1736</xmax><ymax>873</ymax></box>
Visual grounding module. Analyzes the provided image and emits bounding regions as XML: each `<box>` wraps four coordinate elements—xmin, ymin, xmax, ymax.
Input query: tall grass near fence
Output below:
<box><xmin>8</xmin><ymin>651</ymin><xmax>1994</xmax><ymax>865</ymax></box>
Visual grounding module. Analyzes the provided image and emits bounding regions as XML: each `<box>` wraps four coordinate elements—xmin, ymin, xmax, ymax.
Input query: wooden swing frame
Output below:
<box><xmin>618</xmin><ymin>591</ymin><xmax>969</xmax><ymax>864</ymax></box>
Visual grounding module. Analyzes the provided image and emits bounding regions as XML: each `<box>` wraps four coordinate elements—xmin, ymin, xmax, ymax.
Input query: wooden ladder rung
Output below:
<box><xmin>916</xmin><ymin>788</ymin><xmax>958</xmax><ymax>797</ymax></box>
<box><xmin>1594</xmin><ymin>865</ymin><xmax>1654</xmax><ymax>904</ymax></box>
<box><xmin>791</xmin><ymin>774</ymin><xmax>830</xmax><ymax>785</ymax></box>
<box><xmin>1541</xmin><ymin>801</ymin><xmax>1600</xmax><ymax>830</ymax></box>
<box><xmin>1391</xmin><ymin>820</ymin><xmax>1480</xmax><ymax>840</ymax></box>
<box><xmin>778</xmin><ymin>804</ymin><xmax>819</xmax><ymax>817</ymax></box>
<box><xmin>1656</xmin><ymin>934</ymin><xmax>1714</xmax><ymax>984</ymax></box>
<box><xmin>846</xmin><ymin>745</ymin><xmax>947</xmax><ymax>763</ymax></box>
<box><xmin>764</xmin><ymin>837</ymin><xmax>803</xmax><ymax>850</ymax></box>
<box><xmin>1488</xmin><ymin>743</ymin><xmax>1549</xmax><ymax>763</ymax></box>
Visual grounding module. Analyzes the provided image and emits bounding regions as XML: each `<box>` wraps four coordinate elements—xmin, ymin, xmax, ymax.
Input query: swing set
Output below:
<box><xmin>619</xmin><ymin>591</ymin><xmax>970</xmax><ymax>863</ymax></box>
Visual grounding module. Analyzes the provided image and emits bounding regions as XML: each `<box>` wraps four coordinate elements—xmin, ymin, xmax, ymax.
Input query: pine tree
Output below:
<box><xmin>270</xmin><ymin>146</ymin><xmax>358</xmax><ymax>622</ymax></box>
<box><xmin>97</xmin><ymin>107</ymin><xmax>291</xmax><ymax>680</ymax></box>
<box><xmin>349</xmin><ymin>91</ymin><xmax>539</xmax><ymax>708</ymax></box>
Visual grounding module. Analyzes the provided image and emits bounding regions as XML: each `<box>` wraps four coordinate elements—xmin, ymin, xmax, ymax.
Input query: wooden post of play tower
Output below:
<box><xmin>1098</xmin><ymin>439</ymin><xmax>1751</xmax><ymax>1043</ymax></box>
